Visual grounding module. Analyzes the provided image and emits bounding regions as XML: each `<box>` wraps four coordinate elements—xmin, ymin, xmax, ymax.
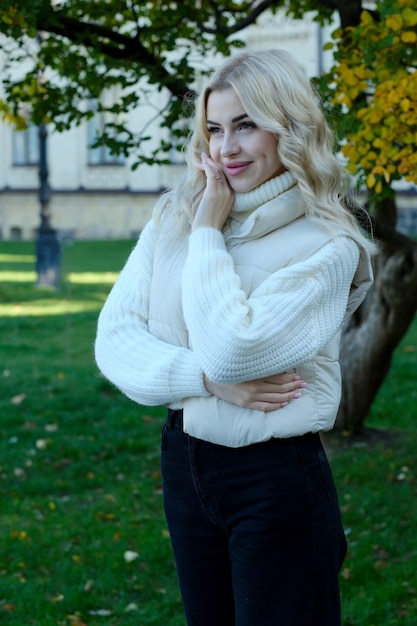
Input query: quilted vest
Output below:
<box><xmin>148</xmin><ymin>184</ymin><xmax>372</xmax><ymax>447</ymax></box>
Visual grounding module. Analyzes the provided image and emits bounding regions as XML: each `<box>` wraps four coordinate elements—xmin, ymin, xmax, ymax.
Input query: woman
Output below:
<box><xmin>95</xmin><ymin>49</ymin><xmax>375</xmax><ymax>625</ymax></box>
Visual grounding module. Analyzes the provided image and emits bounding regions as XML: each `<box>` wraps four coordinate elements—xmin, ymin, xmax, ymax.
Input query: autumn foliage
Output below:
<box><xmin>323</xmin><ymin>0</ymin><xmax>417</xmax><ymax>198</ymax></box>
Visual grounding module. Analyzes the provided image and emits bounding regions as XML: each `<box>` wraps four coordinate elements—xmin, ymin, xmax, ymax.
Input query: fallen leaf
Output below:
<box><xmin>97</xmin><ymin>511</ymin><xmax>115</xmax><ymax>521</ymax></box>
<box><xmin>11</xmin><ymin>393</ymin><xmax>26</xmax><ymax>405</ymax></box>
<box><xmin>45</xmin><ymin>423</ymin><xmax>59</xmax><ymax>432</ymax></box>
<box><xmin>341</xmin><ymin>567</ymin><xmax>351</xmax><ymax>580</ymax></box>
<box><xmin>373</xmin><ymin>545</ymin><xmax>389</xmax><ymax>560</ymax></box>
<box><xmin>88</xmin><ymin>609</ymin><xmax>112</xmax><ymax>616</ymax></box>
<box><xmin>50</xmin><ymin>594</ymin><xmax>64</xmax><ymax>602</ymax></box>
<box><xmin>124</xmin><ymin>550</ymin><xmax>139</xmax><ymax>563</ymax></box>
<box><xmin>10</xmin><ymin>530</ymin><xmax>27</xmax><ymax>540</ymax></box>
<box><xmin>67</xmin><ymin>616</ymin><xmax>88</xmax><ymax>626</ymax></box>
<box><xmin>36</xmin><ymin>438</ymin><xmax>52</xmax><ymax>450</ymax></box>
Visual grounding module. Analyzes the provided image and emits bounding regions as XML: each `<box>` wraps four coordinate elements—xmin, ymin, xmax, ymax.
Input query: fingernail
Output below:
<box><xmin>280</xmin><ymin>402</ymin><xmax>289</xmax><ymax>407</ymax></box>
<box><xmin>299</xmin><ymin>382</ymin><xmax>308</xmax><ymax>388</ymax></box>
<box><xmin>294</xmin><ymin>391</ymin><xmax>302</xmax><ymax>398</ymax></box>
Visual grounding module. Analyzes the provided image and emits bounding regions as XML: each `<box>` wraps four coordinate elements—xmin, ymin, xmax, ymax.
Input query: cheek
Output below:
<box><xmin>209</xmin><ymin>142</ymin><xmax>221</xmax><ymax>163</ymax></box>
<box><xmin>260</xmin><ymin>134</ymin><xmax>279</xmax><ymax>161</ymax></box>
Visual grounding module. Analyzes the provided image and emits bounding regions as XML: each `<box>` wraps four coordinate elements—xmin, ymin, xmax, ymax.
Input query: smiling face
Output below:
<box><xmin>206</xmin><ymin>88</ymin><xmax>285</xmax><ymax>193</ymax></box>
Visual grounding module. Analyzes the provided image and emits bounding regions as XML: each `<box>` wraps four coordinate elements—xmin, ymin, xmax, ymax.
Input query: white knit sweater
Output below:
<box><xmin>95</xmin><ymin>174</ymin><xmax>366</xmax><ymax>411</ymax></box>
<box><xmin>182</xmin><ymin>229</ymin><xmax>359</xmax><ymax>384</ymax></box>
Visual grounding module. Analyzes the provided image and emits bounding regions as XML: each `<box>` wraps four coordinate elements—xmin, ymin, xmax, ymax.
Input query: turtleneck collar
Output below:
<box><xmin>233</xmin><ymin>171</ymin><xmax>296</xmax><ymax>213</ymax></box>
<box><xmin>224</xmin><ymin>171</ymin><xmax>305</xmax><ymax>244</ymax></box>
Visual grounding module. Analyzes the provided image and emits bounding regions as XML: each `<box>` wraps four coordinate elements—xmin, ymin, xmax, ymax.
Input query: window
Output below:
<box><xmin>87</xmin><ymin>100</ymin><xmax>125</xmax><ymax>166</ymax></box>
<box><xmin>13</xmin><ymin>124</ymin><xmax>39</xmax><ymax>165</ymax></box>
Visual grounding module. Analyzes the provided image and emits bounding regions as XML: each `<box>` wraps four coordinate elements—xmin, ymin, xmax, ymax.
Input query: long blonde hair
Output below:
<box><xmin>154</xmin><ymin>48</ymin><xmax>375</xmax><ymax>252</ymax></box>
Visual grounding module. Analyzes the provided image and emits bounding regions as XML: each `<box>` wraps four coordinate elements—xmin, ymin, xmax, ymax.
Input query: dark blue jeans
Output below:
<box><xmin>161</xmin><ymin>410</ymin><xmax>347</xmax><ymax>626</ymax></box>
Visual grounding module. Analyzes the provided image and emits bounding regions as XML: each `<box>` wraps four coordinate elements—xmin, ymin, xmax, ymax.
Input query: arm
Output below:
<box><xmin>94</xmin><ymin>220</ymin><xmax>306</xmax><ymax>410</ymax></box>
<box><xmin>182</xmin><ymin>230</ymin><xmax>360</xmax><ymax>384</ymax></box>
<box><xmin>95</xmin><ymin>220</ymin><xmax>209</xmax><ymax>406</ymax></box>
<box><xmin>204</xmin><ymin>372</ymin><xmax>307</xmax><ymax>412</ymax></box>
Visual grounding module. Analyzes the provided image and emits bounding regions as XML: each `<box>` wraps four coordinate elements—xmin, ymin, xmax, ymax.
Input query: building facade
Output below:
<box><xmin>0</xmin><ymin>10</ymin><xmax>415</xmax><ymax>241</ymax></box>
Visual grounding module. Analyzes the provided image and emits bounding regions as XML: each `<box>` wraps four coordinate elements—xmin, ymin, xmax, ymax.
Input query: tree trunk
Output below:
<box><xmin>335</xmin><ymin>195</ymin><xmax>417</xmax><ymax>432</ymax></box>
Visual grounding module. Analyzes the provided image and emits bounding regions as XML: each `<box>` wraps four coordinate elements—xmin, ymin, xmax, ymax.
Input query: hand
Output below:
<box><xmin>193</xmin><ymin>152</ymin><xmax>234</xmax><ymax>231</ymax></box>
<box><xmin>203</xmin><ymin>372</ymin><xmax>307</xmax><ymax>412</ymax></box>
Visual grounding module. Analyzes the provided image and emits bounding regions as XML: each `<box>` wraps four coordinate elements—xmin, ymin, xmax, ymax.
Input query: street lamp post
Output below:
<box><xmin>35</xmin><ymin>122</ymin><xmax>61</xmax><ymax>288</ymax></box>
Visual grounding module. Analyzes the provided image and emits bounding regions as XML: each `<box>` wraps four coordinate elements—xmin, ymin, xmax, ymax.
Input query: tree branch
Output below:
<box><xmin>203</xmin><ymin>0</ymin><xmax>284</xmax><ymax>36</ymax></box>
<box><xmin>38</xmin><ymin>13</ymin><xmax>192</xmax><ymax>98</ymax></box>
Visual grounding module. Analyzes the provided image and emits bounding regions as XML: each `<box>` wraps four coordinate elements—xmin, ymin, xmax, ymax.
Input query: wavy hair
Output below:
<box><xmin>154</xmin><ymin>49</ymin><xmax>375</xmax><ymax>252</ymax></box>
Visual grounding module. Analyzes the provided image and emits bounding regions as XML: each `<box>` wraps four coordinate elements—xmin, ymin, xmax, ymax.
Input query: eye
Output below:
<box><xmin>238</xmin><ymin>121</ymin><xmax>256</xmax><ymax>131</ymax></box>
<box><xmin>207</xmin><ymin>126</ymin><xmax>222</xmax><ymax>135</ymax></box>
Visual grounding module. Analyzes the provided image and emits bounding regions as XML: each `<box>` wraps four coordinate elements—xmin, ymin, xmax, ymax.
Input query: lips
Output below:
<box><xmin>224</xmin><ymin>161</ymin><xmax>252</xmax><ymax>177</ymax></box>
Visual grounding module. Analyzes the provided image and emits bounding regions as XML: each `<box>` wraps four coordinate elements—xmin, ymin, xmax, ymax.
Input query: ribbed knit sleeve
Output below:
<box><xmin>95</xmin><ymin>221</ymin><xmax>209</xmax><ymax>406</ymax></box>
<box><xmin>182</xmin><ymin>228</ymin><xmax>360</xmax><ymax>384</ymax></box>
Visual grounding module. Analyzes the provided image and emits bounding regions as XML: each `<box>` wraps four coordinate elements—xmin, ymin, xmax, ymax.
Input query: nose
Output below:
<box><xmin>220</xmin><ymin>131</ymin><xmax>240</xmax><ymax>157</ymax></box>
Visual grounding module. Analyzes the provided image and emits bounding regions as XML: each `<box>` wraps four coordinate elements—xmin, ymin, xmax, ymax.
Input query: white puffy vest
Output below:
<box><xmin>148</xmin><ymin>186</ymin><xmax>372</xmax><ymax>447</ymax></box>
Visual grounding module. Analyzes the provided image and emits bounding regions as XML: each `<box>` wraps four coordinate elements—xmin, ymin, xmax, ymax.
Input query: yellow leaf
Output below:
<box><xmin>367</xmin><ymin>173</ymin><xmax>376</xmax><ymax>188</ymax></box>
<box><xmin>386</xmin><ymin>15</ymin><xmax>403</xmax><ymax>31</ymax></box>
<box><xmin>10</xmin><ymin>530</ymin><xmax>28</xmax><ymax>540</ymax></box>
<box><xmin>369</xmin><ymin>110</ymin><xmax>383</xmax><ymax>124</ymax></box>
<box><xmin>401</xmin><ymin>98</ymin><xmax>411</xmax><ymax>111</ymax></box>
<box><xmin>401</xmin><ymin>31</ymin><xmax>417</xmax><ymax>43</ymax></box>
<box><xmin>360</xmin><ymin>10</ymin><xmax>374</xmax><ymax>25</ymax></box>
<box><xmin>402</xmin><ymin>7</ymin><xmax>417</xmax><ymax>26</ymax></box>
<box><xmin>346</xmin><ymin>162</ymin><xmax>358</xmax><ymax>174</ymax></box>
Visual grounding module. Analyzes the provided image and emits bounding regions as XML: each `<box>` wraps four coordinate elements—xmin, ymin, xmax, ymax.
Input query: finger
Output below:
<box><xmin>245</xmin><ymin>380</ymin><xmax>306</xmax><ymax>396</ymax></box>
<box><xmin>265</xmin><ymin>381</ymin><xmax>307</xmax><ymax>394</ymax></box>
<box><xmin>263</xmin><ymin>377</ymin><xmax>307</xmax><ymax>392</ymax></box>
<box><xmin>201</xmin><ymin>152</ymin><xmax>224</xmax><ymax>182</ymax></box>
<box><xmin>255</xmin><ymin>390</ymin><xmax>303</xmax><ymax>403</ymax></box>
<box><xmin>263</xmin><ymin>372</ymin><xmax>301</xmax><ymax>384</ymax></box>
<box><xmin>248</xmin><ymin>389</ymin><xmax>306</xmax><ymax>411</ymax></box>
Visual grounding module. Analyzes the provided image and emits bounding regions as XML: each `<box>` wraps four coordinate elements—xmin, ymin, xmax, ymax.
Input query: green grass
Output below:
<box><xmin>0</xmin><ymin>239</ymin><xmax>416</xmax><ymax>625</ymax></box>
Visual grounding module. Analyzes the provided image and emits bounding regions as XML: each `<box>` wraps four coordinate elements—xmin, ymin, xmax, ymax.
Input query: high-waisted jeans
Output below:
<box><xmin>161</xmin><ymin>409</ymin><xmax>347</xmax><ymax>626</ymax></box>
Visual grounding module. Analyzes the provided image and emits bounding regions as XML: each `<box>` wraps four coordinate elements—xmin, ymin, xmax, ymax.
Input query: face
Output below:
<box><xmin>205</xmin><ymin>88</ymin><xmax>285</xmax><ymax>193</ymax></box>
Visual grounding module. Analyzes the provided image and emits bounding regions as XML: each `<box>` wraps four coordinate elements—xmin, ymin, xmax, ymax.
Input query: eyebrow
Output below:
<box><xmin>206</xmin><ymin>113</ymin><xmax>249</xmax><ymax>125</ymax></box>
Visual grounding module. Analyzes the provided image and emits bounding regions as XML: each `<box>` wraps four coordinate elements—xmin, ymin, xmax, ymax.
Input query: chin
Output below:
<box><xmin>230</xmin><ymin>180</ymin><xmax>258</xmax><ymax>193</ymax></box>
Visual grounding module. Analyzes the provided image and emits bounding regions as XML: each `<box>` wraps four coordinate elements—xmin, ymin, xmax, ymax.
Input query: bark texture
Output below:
<box><xmin>336</xmin><ymin>196</ymin><xmax>417</xmax><ymax>432</ymax></box>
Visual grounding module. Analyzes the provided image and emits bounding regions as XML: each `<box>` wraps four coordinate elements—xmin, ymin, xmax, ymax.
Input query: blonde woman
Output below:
<box><xmin>95</xmin><ymin>49</ymin><xmax>375</xmax><ymax>625</ymax></box>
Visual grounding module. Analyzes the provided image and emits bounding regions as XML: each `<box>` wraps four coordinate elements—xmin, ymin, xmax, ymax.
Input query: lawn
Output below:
<box><xmin>0</xmin><ymin>239</ymin><xmax>416</xmax><ymax>626</ymax></box>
